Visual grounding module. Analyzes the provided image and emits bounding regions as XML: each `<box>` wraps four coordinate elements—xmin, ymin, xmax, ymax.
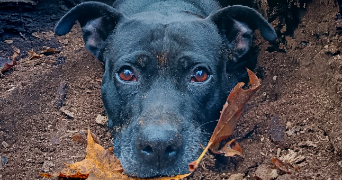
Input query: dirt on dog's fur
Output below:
<box><xmin>0</xmin><ymin>0</ymin><xmax>342</xmax><ymax>179</ymax></box>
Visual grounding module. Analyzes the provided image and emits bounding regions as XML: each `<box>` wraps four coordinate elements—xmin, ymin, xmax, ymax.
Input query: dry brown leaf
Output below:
<box><xmin>40</xmin><ymin>47</ymin><xmax>60</xmax><ymax>55</ymax></box>
<box><xmin>41</xmin><ymin>129</ymin><xmax>190</xmax><ymax>180</ymax></box>
<box><xmin>212</xmin><ymin>139</ymin><xmax>242</xmax><ymax>157</ymax></box>
<box><xmin>189</xmin><ymin>69</ymin><xmax>261</xmax><ymax>172</ymax></box>
<box><xmin>0</xmin><ymin>57</ymin><xmax>17</xmax><ymax>73</ymax></box>
<box><xmin>272</xmin><ymin>158</ymin><xmax>291</xmax><ymax>174</ymax></box>
<box><xmin>28</xmin><ymin>51</ymin><xmax>43</xmax><ymax>60</ymax></box>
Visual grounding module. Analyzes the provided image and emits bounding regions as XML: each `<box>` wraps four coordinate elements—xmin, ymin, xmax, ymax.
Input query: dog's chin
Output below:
<box><xmin>113</xmin><ymin>122</ymin><xmax>205</xmax><ymax>178</ymax></box>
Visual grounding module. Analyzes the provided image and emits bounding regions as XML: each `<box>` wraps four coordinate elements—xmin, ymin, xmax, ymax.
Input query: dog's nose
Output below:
<box><xmin>137</xmin><ymin>124</ymin><xmax>182</xmax><ymax>168</ymax></box>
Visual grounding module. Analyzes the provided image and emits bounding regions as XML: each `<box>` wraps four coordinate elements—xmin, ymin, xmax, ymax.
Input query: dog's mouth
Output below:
<box><xmin>113</xmin><ymin>118</ymin><xmax>205</xmax><ymax>178</ymax></box>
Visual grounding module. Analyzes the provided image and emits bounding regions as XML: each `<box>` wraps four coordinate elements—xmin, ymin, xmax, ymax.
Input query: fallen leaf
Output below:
<box><xmin>189</xmin><ymin>69</ymin><xmax>261</xmax><ymax>172</ymax></box>
<box><xmin>42</xmin><ymin>129</ymin><xmax>190</xmax><ymax>179</ymax></box>
<box><xmin>272</xmin><ymin>158</ymin><xmax>291</xmax><ymax>174</ymax></box>
<box><xmin>213</xmin><ymin>139</ymin><xmax>242</xmax><ymax>157</ymax></box>
<box><xmin>40</xmin><ymin>47</ymin><xmax>60</xmax><ymax>55</ymax></box>
<box><xmin>0</xmin><ymin>57</ymin><xmax>17</xmax><ymax>73</ymax></box>
<box><xmin>28</xmin><ymin>51</ymin><xmax>43</xmax><ymax>60</ymax></box>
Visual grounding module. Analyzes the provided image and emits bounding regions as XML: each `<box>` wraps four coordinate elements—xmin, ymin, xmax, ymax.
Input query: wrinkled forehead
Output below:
<box><xmin>110</xmin><ymin>19</ymin><xmax>222</xmax><ymax>62</ymax></box>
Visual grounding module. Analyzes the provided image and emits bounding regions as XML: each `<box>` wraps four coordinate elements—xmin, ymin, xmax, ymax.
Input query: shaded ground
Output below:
<box><xmin>0</xmin><ymin>0</ymin><xmax>342</xmax><ymax>179</ymax></box>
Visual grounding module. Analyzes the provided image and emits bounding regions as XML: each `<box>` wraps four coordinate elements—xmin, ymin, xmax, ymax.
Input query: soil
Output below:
<box><xmin>0</xmin><ymin>0</ymin><xmax>342</xmax><ymax>180</ymax></box>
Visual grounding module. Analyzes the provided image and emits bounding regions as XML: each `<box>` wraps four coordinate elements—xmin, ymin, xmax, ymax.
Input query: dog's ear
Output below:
<box><xmin>55</xmin><ymin>2</ymin><xmax>126</xmax><ymax>62</ymax></box>
<box><xmin>209</xmin><ymin>5</ymin><xmax>276</xmax><ymax>62</ymax></box>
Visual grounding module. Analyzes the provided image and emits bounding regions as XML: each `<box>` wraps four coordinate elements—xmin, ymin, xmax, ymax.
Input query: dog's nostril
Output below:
<box><xmin>141</xmin><ymin>145</ymin><xmax>153</xmax><ymax>155</ymax></box>
<box><xmin>165</xmin><ymin>145</ymin><xmax>177</xmax><ymax>157</ymax></box>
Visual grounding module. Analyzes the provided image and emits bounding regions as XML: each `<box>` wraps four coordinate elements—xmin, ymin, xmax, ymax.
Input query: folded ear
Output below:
<box><xmin>208</xmin><ymin>5</ymin><xmax>276</xmax><ymax>63</ymax></box>
<box><xmin>55</xmin><ymin>2</ymin><xmax>126</xmax><ymax>62</ymax></box>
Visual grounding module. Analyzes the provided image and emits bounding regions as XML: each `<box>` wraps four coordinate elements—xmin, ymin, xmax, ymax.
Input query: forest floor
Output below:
<box><xmin>0</xmin><ymin>0</ymin><xmax>341</xmax><ymax>179</ymax></box>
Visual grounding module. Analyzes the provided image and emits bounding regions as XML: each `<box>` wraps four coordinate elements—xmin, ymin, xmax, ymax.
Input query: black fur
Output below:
<box><xmin>55</xmin><ymin>0</ymin><xmax>276</xmax><ymax>177</ymax></box>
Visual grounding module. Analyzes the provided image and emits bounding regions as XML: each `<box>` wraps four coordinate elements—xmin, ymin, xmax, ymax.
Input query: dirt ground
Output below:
<box><xmin>0</xmin><ymin>0</ymin><xmax>342</xmax><ymax>179</ymax></box>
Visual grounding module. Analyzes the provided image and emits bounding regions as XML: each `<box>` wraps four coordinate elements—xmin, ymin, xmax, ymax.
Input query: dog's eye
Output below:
<box><xmin>119</xmin><ymin>69</ymin><xmax>136</xmax><ymax>81</ymax></box>
<box><xmin>191</xmin><ymin>69</ymin><xmax>208</xmax><ymax>82</ymax></box>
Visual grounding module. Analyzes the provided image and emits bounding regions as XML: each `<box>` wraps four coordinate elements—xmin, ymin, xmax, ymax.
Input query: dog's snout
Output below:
<box><xmin>137</xmin><ymin>124</ymin><xmax>182</xmax><ymax>169</ymax></box>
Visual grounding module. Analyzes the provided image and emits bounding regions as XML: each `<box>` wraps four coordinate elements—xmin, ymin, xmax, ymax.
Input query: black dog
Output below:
<box><xmin>55</xmin><ymin>0</ymin><xmax>276</xmax><ymax>177</ymax></box>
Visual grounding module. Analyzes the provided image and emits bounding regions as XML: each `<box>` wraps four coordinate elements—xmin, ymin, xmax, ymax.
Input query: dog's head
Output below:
<box><xmin>55</xmin><ymin>1</ymin><xmax>276</xmax><ymax>178</ymax></box>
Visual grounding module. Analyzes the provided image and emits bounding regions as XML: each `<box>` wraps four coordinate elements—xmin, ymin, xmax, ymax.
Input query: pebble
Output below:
<box><xmin>95</xmin><ymin>114</ymin><xmax>108</xmax><ymax>125</ymax></box>
<box><xmin>273</xmin><ymin>76</ymin><xmax>277</xmax><ymax>81</ymax></box>
<box><xmin>255</xmin><ymin>164</ymin><xmax>278</xmax><ymax>180</ymax></box>
<box><xmin>1</xmin><ymin>141</ymin><xmax>9</xmax><ymax>148</ymax></box>
<box><xmin>277</xmin><ymin>148</ymin><xmax>281</xmax><ymax>157</ymax></box>
<box><xmin>286</xmin><ymin>121</ymin><xmax>292</xmax><ymax>129</ymax></box>
<box><xmin>337</xmin><ymin>160</ymin><xmax>342</xmax><ymax>167</ymax></box>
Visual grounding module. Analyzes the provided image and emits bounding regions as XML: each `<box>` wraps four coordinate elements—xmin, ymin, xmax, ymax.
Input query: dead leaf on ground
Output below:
<box><xmin>272</xmin><ymin>158</ymin><xmax>291</xmax><ymax>174</ymax></box>
<box><xmin>0</xmin><ymin>57</ymin><xmax>17</xmax><ymax>73</ymax></box>
<box><xmin>213</xmin><ymin>139</ymin><xmax>242</xmax><ymax>157</ymax></box>
<box><xmin>41</xmin><ymin>129</ymin><xmax>190</xmax><ymax>180</ymax></box>
<box><xmin>189</xmin><ymin>69</ymin><xmax>261</xmax><ymax>172</ymax></box>
<box><xmin>40</xmin><ymin>47</ymin><xmax>60</xmax><ymax>55</ymax></box>
<box><xmin>28</xmin><ymin>47</ymin><xmax>60</xmax><ymax>60</ymax></box>
<box><xmin>28</xmin><ymin>51</ymin><xmax>43</xmax><ymax>60</ymax></box>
